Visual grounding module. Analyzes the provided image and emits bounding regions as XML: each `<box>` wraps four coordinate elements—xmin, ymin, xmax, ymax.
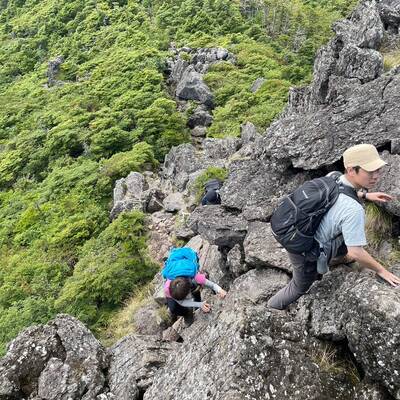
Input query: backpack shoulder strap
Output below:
<box><xmin>338</xmin><ymin>184</ymin><xmax>363</xmax><ymax>205</ymax></box>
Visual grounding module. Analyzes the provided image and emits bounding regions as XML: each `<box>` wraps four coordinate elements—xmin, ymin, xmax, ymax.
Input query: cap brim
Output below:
<box><xmin>360</xmin><ymin>158</ymin><xmax>387</xmax><ymax>172</ymax></box>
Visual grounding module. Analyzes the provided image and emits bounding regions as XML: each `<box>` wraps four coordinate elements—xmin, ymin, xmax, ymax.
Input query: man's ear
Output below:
<box><xmin>346</xmin><ymin>166</ymin><xmax>355</xmax><ymax>176</ymax></box>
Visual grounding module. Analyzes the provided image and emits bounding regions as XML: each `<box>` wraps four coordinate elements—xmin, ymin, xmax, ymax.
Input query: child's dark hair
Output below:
<box><xmin>170</xmin><ymin>277</ymin><xmax>191</xmax><ymax>300</ymax></box>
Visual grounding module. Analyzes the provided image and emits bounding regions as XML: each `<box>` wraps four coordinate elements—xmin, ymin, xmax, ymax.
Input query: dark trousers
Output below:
<box><xmin>268</xmin><ymin>252</ymin><xmax>318</xmax><ymax>310</ymax></box>
<box><xmin>167</xmin><ymin>289</ymin><xmax>201</xmax><ymax>317</ymax></box>
<box><xmin>268</xmin><ymin>244</ymin><xmax>348</xmax><ymax>310</ymax></box>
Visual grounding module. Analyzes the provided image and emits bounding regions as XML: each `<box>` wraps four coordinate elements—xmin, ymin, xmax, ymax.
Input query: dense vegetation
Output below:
<box><xmin>0</xmin><ymin>0</ymin><xmax>357</xmax><ymax>354</ymax></box>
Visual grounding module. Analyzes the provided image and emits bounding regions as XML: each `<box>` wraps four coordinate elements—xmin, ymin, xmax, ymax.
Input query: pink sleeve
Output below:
<box><xmin>164</xmin><ymin>280</ymin><xmax>172</xmax><ymax>298</ymax></box>
<box><xmin>194</xmin><ymin>273</ymin><xmax>206</xmax><ymax>285</ymax></box>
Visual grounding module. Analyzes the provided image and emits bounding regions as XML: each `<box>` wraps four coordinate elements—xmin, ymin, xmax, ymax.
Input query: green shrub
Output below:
<box><xmin>55</xmin><ymin>211</ymin><xmax>158</xmax><ymax>329</ymax></box>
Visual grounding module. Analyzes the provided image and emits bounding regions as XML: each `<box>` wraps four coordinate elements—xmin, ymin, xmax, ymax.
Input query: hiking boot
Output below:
<box><xmin>183</xmin><ymin>310</ymin><xmax>194</xmax><ymax>327</ymax></box>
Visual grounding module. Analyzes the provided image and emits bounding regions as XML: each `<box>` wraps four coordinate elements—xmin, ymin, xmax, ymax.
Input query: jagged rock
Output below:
<box><xmin>240</xmin><ymin>122</ymin><xmax>261</xmax><ymax>144</ymax></box>
<box><xmin>134</xmin><ymin>302</ymin><xmax>167</xmax><ymax>337</ymax></box>
<box><xmin>175</xmin><ymin>226</ymin><xmax>196</xmax><ymax>240</ymax></box>
<box><xmin>378</xmin><ymin>0</ymin><xmax>400</xmax><ymax>33</ymax></box>
<box><xmin>148</xmin><ymin>211</ymin><xmax>176</xmax><ymax>263</ymax></box>
<box><xmin>202</xmin><ymin>137</ymin><xmax>242</xmax><ymax>161</ymax></box>
<box><xmin>163</xmin><ymin>192</ymin><xmax>185</xmax><ymax>212</ymax></box>
<box><xmin>187</xmin><ymin>105</ymin><xmax>213</xmax><ymax>128</ymax></box>
<box><xmin>191</xmin><ymin>126</ymin><xmax>207</xmax><ymax>137</ymax></box>
<box><xmin>175</xmin><ymin>66</ymin><xmax>214</xmax><ymax>108</ymax></box>
<box><xmin>111</xmin><ymin>172</ymin><xmax>148</xmax><ymax>219</ymax></box>
<box><xmin>152</xmin><ymin>272</ymin><xmax>166</xmax><ymax>306</ymax></box>
<box><xmin>250</xmin><ymin>77</ymin><xmax>266</xmax><ymax>92</ymax></box>
<box><xmin>108</xmin><ymin>335</ymin><xmax>179</xmax><ymax>399</ymax></box>
<box><xmin>263</xmin><ymin>73</ymin><xmax>400</xmax><ymax>169</ymax></box>
<box><xmin>220</xmin><ymin>158</ymin><xmax>310</xmax><ymax>220</ymax></box>
<box><xmin>145</xmin><ymin>189</ymin><xmax>166</xmax><ymax>213</ymax></box>
<box><xmin>162</xmin><ymin>144</ymin><xmax>201</xmax><ymax>191</ymax></box>
<box><xmin>261</xmin><ymin>0</ymin><xmax>400</xmax><ymax>170</ymax></box>
<box><xmin>337</xmin><ymin>44</ymin><xmax>383</xmax><ymax>82</ymax></box>
<box><xmin>334</xmin><ymin>1</ymin><xmax>384</xmax><ymax>49</ymax></box>
<box><xmin>47</xmin><ymin>55</ymin><xmax>64</xmax><ymax>87</ymax></box>
<box><xmin>0</xmin><ymin>315</ymin><xmax>108</xmax><ymax>400</ymax></box>
<box><xmin>299</xmin><ymin>265</ymin><xmax>400</xmax><ymax>398</ymax></box>
<box><xmin>199</xmin><ymin>240</ymin><xmax>228</xmax><ymax>285</ymax></box>
<box><xmin>243</xmin><ymin>222</ymin><xmax>292</xmax><ymax>272</ymax></box>
<box><xmin>392</xmin><ymin>138</ymin><xmax>400</xmax><ymax>154</ymax></box>
<box><xmin>226</xmin><ymin>244</ymin><xmax>248</xmax><ymax>277</ymax></box>
<box><xmin>144</xmin><ymin>269</ymin><xmax>360</xmax><ymax>400</ymax></box>
<box><xmin>374</xmin><ymin>151</ymin><xmax>400</xmax><ymax>216</ymax></box>
<box><xmin>354</xmin><ymin>382</ymin><xmax>393</xmax><ymax>400</ymax></box>
<box><xmin>188</xmin><ymin>205</ymin><xmax>248</xmax><ymax>248</ymax></box>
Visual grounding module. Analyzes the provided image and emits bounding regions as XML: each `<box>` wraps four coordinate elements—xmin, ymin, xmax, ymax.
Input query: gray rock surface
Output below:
<box><xmin>111</xmin><ymin>172</ymin><xmax>148</xmax><ymax>219</ymax></box>
<box><xmin>220</xmin><ymin>158</ymin><xmax>310</xmax><ymax>220</ymax></box>
<box><xmin>175</xmin><ymin>65</ymin><xmax>214</xmax><ymax>107</ymax></box>
<box><xmin>299</xmin><ymin>265</ymin><xmax>400</xmax><ymax>398</ymax></box>
<box><xmin>243</xmin><ymin>222</ymin><xmax>292</xmax><ymax>272</ymax></box>
<box><xmin>108</xmin><ymin>335</ymin><xmax>179</xmax><ymax>400</ymax></box>
<box><xmin>261</xmin><ymin>0</ymin><xmax>400</xmax><ymax>170</ymax></box>
<box><xmin>0</xmin><ymin>315</ymin><xmax>108</xmax><ymax>400</ymax></box>
<box><xmin>374</xmin><ymin>151</ymin><xmax>400</xmax><ymax>216</ymax></box>
<box><xmin>188</xmin><ymin>205</ymin><xmax>248</xmax><ymax>248</ymax></box>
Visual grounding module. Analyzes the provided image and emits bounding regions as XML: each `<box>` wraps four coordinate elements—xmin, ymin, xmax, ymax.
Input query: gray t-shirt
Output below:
<box><xmin>315</xmin><ymin>175</ymin><xmax>367</xmax><ymax>260</ymax></box>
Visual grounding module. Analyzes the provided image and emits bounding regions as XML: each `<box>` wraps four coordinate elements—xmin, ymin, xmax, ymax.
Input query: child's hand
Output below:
<box><xmin>201</xmin><ymin>303</ymin><xmax>211</xmax><ymax>313</ymax></box>
<box><xmin>217</xmin><ymin>289</ymin><xmax>227</xmax><ymax>299</ymax></box>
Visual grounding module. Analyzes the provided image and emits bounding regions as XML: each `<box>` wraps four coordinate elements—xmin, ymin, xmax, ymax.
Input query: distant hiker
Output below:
<box><xmin>268</xmin><ymin>144</ymin><xmax>400</xmax><ymax>310</ymax></box>
<box><xmin>201</xmin><ymin>179</ymin><xmax>222</xmax><ymax>205</ymax></box>
<box><xmin>163</xmin><ymin>247</ymin><xmax>227</xmax><ymax>324</ymax></box>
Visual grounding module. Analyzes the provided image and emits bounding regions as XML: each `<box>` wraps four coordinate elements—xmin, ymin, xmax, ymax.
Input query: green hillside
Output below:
<box><xmin>0</xmin><ymin>0</ymin><xmax>356</xmax><ymax>354</ymax></box>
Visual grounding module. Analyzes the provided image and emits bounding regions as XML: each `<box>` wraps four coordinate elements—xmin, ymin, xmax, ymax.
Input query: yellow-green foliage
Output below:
<box><xmin>101</xmin><ymin>282</ymin><xmax>155</xmax><ymax>346</ymax></box>
<box><xmin>192</xmin><ymin>166</ymin><xmax>228</xmax><ymax>202</ymax></box>
<box><xmin>383</xmin><ymin>49</ymin><xmax>400</xmax><ymax>71</ymax></box>
<box><xmin>55</xmin><ymin>211</ymin><xmax>158</xmax><ymax>332</ymax></box>
<box><xmin>311</xmin><ymin>343</ymin><xmax>360</xmax><ymax>385</ymax></box>
<box><xmin>365</xmin><ymin>203</ymin><xmax>393</xmax><ymax>249</ymax></box>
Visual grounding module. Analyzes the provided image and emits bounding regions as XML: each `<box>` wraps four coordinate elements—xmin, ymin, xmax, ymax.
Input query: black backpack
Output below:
<box><xmin>270</xmin><ymin>173</ymin><xmax>362</xmax><ymax>255</ymax></box>
<box><xmin>201</xmin><ymin>179</ymin><xmax>222</xmax><ymax>205</ymax></box>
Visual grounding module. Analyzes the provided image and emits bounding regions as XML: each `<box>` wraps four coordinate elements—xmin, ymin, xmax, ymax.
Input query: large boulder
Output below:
<box><xmin>220</xmin><ymin>158</ymin><xmax>310</xmax><ymax>220</ymax></box>
<box><xmin>0</xmin><ymin>315</ymin><xmax>108</xmax><ymax>400</ymax></box>
<box><xmin>188</xmin><ymin>205</ymin><xmax>248</xmax><ymax>248</ymax></box>
<box><xmin>175</xmin><ymin>66</ymin><xmax>214</xmax><ymax>108</ymax></box>
<box><xmin>111</xmin><ymin>172</ymin><xmax>148</xmax><ymax>219</ymax></box>
<box><xmin>162</xmin><ymin>144</ymin><xmax>201</xmax><ymax>191</ymax></box>
<box><xmin>299</xmin><ymin>264</ymin><xmax>400</xmax><ymax>399</ymax></box>
<box><xmin>243</xmin><ymin>222</ymin><xmax>292</xmax><ymax>272</ymax></box>
<box><xmin>108</xmin><ymin>335</ymin><xmax>179</xmax><ymax>400</ymax></box>
<box><xmin>263</xmin><ymin>73</ymin><xmax>400</xmax><ymax>169</ymax></box>
<box><xmin>374</xmin><ymin>151</ymin><xmax>400</xmax><ymax>216</ymax></box>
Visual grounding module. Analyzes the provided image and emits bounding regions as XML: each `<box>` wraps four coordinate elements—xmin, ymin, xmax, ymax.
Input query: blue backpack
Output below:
<box><xmin>162</xmin><ymin>248</ymin><xmax>200</xmax><ymax>280</ymax></box>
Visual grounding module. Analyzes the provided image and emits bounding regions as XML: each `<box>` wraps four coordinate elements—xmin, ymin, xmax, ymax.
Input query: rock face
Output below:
<box><xmin>0</xmin><ymin>315</ymin><xmax>108</xmax><ymax>400</ymax></box>
<box><xmin>261</xmin><ymin>0</ymin><xmax>400</xmax><ymax>170</ymax></box>
<box><xmin>108</xmin><ymin>335</ymin><xmax>179</xmax><ymax>399</ymax></box>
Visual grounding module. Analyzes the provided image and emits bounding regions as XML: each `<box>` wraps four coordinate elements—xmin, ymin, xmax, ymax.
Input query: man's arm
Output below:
<box><xmin>357</xmin><ymin>191</ymin><xmax>393</xmax><ymax>202</ymax></box>
<box><xmin>347</xmin><ymin>246</ymin><xmax>400</xmax><ymax>287</ymax></box>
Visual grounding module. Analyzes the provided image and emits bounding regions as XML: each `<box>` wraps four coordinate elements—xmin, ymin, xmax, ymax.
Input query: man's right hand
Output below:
<box><xmin>377</xmin><ymin>268</ymin><xmax>400</xmax><ymax>287</ymax></box>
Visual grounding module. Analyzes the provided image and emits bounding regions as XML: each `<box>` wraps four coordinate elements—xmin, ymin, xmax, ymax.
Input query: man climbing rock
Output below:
<box><xmin>268</xmin><ymin>144</ymin><xmax>400</xmax><ymax>310</ymax></box>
